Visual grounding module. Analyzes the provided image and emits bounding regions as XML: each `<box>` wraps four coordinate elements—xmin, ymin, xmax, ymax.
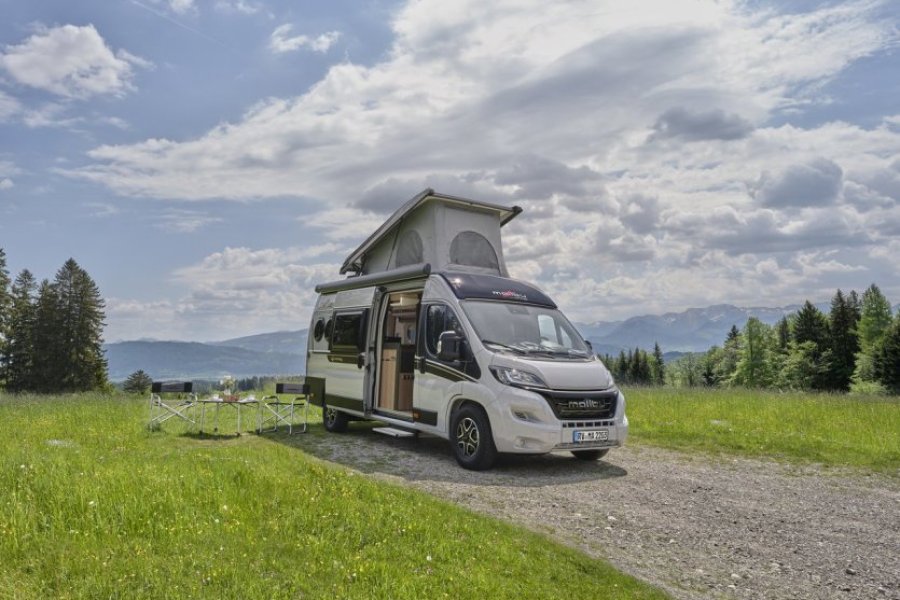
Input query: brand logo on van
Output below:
<box><xmin>567</xmin><ymin>399</ymin><xmax>600</xmax><ymax>409</ymax></box>
<box><xmin>492</xmin><ymin>290</ymin><xmax>528</xmax><ymax>301</ymax></box>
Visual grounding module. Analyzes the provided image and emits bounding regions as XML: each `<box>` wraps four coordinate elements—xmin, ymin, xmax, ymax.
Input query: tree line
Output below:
<box><xmin>664</xmin><ymin>285</ymin><xmax>900</xmax><ymax>394</ymax></box>
<box><xmin>0</xmin><ymin>249</ymin><xmax>109</xmax><ymax>393</ymax></box>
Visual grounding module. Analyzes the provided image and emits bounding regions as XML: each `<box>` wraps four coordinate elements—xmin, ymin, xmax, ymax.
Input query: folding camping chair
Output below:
<box><xmin>148</xmin><ymin>381</ymin><xmax>197</xmax><ymax>429</ymax></box>
<box><xmin>258</xmin><ymin>383</ymin><xmax>310</xmax><ymax>434</ymax></box>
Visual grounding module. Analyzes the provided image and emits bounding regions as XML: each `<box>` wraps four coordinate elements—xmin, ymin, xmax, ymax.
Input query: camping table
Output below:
<box><xmin>197</xmin><ymin>395</ymin><xmax>259</xmax><ymax>435</ymax></box>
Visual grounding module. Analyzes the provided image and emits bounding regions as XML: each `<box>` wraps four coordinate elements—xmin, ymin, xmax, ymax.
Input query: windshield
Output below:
<box><xmin>461</xmin><ymin>300</ymin><xmax>590</xmax><ymax>359</ymax></box>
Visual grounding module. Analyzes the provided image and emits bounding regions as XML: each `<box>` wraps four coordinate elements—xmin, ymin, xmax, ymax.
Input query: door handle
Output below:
<box><xmin>357</xmin><ymin>353</ymin><xmax>365</xmax><ymax>369</ymax></box>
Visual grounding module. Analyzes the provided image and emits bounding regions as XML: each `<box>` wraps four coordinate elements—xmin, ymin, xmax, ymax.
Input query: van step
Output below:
<box><xmin>373</xmin><ymin>427</ymin><xmax>416</xmax><ymax>438</ymax></box>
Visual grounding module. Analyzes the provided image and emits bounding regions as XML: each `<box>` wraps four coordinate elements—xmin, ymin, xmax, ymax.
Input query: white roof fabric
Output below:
<box><xmin>339</xmin><ymin>189</ymin><xmax>521</xmax><ymax>277</ymax></box>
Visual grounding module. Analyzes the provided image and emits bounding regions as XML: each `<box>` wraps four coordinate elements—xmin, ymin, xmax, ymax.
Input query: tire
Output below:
<box><xmin>450</xmin><ymin>404</ymin><xmax>497</xmax><ymax>471</ymax></box>
<box><xmin>571</xmin><ymin>449</ymin><xmax>609</xmax><ymax>461</ymax></box>
<box><xmin>322</xmin><ymin>404</ymin><xmax>349</xmax><ymax>433</ymax></box>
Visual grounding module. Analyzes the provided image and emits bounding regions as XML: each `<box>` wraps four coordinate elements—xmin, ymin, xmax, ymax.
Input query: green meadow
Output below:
<box><xmin>0</xmin><ymin>393</ymin><xmax>664</xmax><ymax>599</ymax></box>
<box><xmin>625</xmin><ymin>387</ymin><xmax>900</xmax><ymax>471</ymax></box>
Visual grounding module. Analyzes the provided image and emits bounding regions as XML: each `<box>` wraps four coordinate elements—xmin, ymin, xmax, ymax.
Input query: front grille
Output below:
<box><xmin>539</xmin><ymin>389</ymin><xmax>618</xmax><ymax>420</ymax></box>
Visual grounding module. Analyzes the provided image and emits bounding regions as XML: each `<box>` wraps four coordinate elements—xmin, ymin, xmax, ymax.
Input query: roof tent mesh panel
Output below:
<box><xmin>395</xmin><ymin>229</ymin><xmax>424</xmax><ymax>267</ymax></box>
<box><xmin>449</xmin><ymin>231</ymin><xmax>499</xmax><ymax>270</ymax></box>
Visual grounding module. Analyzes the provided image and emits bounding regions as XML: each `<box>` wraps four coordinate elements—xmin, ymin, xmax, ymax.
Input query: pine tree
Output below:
<box><xmin>0</xmin><ymin>249</ymin><xmax>11</xmax><ymax>386</ymax></box>
<box><xmin>27</xmin><ymin>279</ymin><xmax>67</xmax><ymax>394</ymax></box>
<box><xmin>791</xmin><ymin>301</ymin><xmax>831</xmax><ymax>390</ymax></box>
<box><xmin>793</xmin><ymin>301</ymin><xmax>829</xmax><ymax>347</ymax></box>
<box><xmin>776</xmin><ymin>316</ymin><xmax>790</xmax><ymax>353</ymax></box>
<box><xmin>123</xmin><ymin>369</ymin><xmax>153</xmax><ymax>394</ymax></box>
<box><xmin>31</xmin><ymin>279</ymin><xmax>63</xmax><ymax>393</ymax></box>
<box><xmin>726</xmin><ymin>325</ymin><xmax>740</xmax><ymax>343</ymax></box>
<box><xmin>3</xmin><ymin>270</ymin><xmax>36</xmax><ymax>392</ymax></box>
<box><xmin>826</xmin><ymin>289</ymin><xmax>859</xmax><ymax>391</ymax></box>
<box><xmin>615</xmin><ymin>350</ymin><xmax>627</xmax><ymax>383</ymax></box>
<box><xmin>651</xmin><ymin>342</ymin><xmax>665</xmax><ymax>386</ymax></box>
<box><xmin>53</xmin><ymin>259</ymin><xmax>108</xmax><ymax>392</ymax></box>
<box><xmin>873</xmin><ymin>315</ymin><xmax>900</xmax><ymax>394</ymax></box>
<box><xmin>853</xmin><ymin>284</ymin><xmax>893</xmax><ymax>384</ymax></box>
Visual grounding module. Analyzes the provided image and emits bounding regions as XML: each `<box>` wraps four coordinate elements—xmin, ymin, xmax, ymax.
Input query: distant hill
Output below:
<box><xmin>105</xmin><ymin>340</ymin><xmax>304</xmax><ymax>381</ymax></box>
<box><xmin>211</xmin><ymin>329</ymin><xmax>308</xmax><ymax>355</ymax></box>
<box><xmin>575</xmin><ymin>303</ymin><xmax>828</xmax><ymax>353</ymax></box>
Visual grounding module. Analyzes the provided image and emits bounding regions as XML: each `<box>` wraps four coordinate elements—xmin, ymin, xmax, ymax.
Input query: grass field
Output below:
<box><xmin>625</xmin><ymin>387</ymin><xmax>900</xmax><ymax>471</ymax></box>
<box><xmin>0</xmin><ymin>393</ymin><xmax>665</xmax><ymax>599</ymax></box>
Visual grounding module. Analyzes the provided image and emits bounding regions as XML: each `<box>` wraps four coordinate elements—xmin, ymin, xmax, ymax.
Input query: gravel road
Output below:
<box><xmin>288</xmin><ymin>428</ymin><xmax>900</xmax><ymax>599</ymax></box>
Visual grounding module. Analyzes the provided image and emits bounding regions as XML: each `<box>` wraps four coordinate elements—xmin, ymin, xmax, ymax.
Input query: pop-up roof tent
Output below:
<box><xmin>340</xmin><ymin>189</ymin><xmax>522</xmax><ymax>277</ymax></box>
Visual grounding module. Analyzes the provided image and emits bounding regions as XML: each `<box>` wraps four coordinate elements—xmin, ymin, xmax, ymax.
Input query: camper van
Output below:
<box><xmin>305</xmin><ymin>189</ymin><xmax>627</xmax><ymax>470</ymax></box>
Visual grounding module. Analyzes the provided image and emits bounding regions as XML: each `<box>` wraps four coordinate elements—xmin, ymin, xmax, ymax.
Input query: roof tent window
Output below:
<box><xmin>395</xmin><ymin>230</ymin><xmax>424</xmax><ymax>267</ymax></box>
<box><xmin>449</xmin><ymin>231</ymin><xmax>499</xmax><ymax>270</ymax></box>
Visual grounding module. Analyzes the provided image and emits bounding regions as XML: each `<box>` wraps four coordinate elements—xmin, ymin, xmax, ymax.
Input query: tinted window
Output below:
<box><xmin>425</xmin><ymin>304</ymin><xmax>464</xmax><ymax>357</ymax></box>
<box><xmin>331</xmin><ymin>312</ymin><xmax>365</xmax><ymax>351</ymax></box>
<box><xmin>449</xmin><ymin>231</ymin><xmax>499</xmax><ymax>270</ymax></box>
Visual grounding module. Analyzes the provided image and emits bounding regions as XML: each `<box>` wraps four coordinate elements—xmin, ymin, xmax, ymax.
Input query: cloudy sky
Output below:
<box><xmin>0</xmin><ymin>0</ymin><xmax>898</xmax><ymax>342</ymax></box>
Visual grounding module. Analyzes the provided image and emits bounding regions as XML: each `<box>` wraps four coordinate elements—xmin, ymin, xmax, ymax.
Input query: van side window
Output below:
<box><xmin>330</xmin><ymin>311</ymin><xmax>367</xmax><ymax>352</ymax></box>
<box><xmin>425</xmin><ymin>304</ymin><xmax>464</xmax><ymax>357</ymax></box>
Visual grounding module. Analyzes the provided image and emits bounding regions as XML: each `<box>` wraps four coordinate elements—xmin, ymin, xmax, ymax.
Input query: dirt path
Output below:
<box><xmin>287</xmin><ymin>429</ymin><xmax>900</xmax><ymax>599</ymax></box>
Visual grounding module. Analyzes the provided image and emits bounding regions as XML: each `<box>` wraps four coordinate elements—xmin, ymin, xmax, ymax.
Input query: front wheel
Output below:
<box><xmin>571</xmin><ymin>449</ymin><xmax>609</xmax><ymax>461</ymax></box>
<box><xmin>322</xmin><ymin>405</ymin><xmax>349</xmax><ymax>433</ymax></box>
<box><xmin>450</xmin><ymin>404</ymin><xmax>497</xmax><ymax>471</ymax></box>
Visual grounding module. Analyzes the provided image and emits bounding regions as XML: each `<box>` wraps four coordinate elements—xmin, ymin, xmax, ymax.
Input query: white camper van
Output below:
<box><xmin>306</xmin><ymin>189</ymin><xmax>627</xmax><ymax>470</ymax></box>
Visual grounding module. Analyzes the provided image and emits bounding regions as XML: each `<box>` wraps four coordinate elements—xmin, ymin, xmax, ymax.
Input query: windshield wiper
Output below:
<box><xmin>480</xmin><ymin>340</ymin><xmax>528</xmax><ymax>354</ymax></box>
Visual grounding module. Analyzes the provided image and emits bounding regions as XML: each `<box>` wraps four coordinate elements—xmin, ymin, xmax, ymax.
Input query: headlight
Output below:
<box><xmin>490</xmin><ymin>366</ymin><xmax>548</xmax><ymax>389</ymax></box>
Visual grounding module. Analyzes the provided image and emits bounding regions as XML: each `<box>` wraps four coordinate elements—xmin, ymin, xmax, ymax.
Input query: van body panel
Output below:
<box><xmin>306</xmin><ymin>270</ymin><xmax>629</xmax><ymax>459</ymax></box>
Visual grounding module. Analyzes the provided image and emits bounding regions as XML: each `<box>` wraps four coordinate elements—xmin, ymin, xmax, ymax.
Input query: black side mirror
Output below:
<box><xmin>437</xmin><ymin>331</ymin><xmax>464</xmax><ymax>362</ymax></box>
<box><xmin>584</xmin><ymin>340</ymin><xmax>594</xmax><ymax>354</ymax></box>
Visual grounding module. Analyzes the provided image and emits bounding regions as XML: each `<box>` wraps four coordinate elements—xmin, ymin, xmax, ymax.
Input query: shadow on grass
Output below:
<box><xmin>260</xmin><ymin>421</ymin><xmax>628</xmax><ymax>488</ymax></box>
<box><xmin>180</xmin><ymin>431</ymin><xmax>247</xmax><ymax>441</ymax></box>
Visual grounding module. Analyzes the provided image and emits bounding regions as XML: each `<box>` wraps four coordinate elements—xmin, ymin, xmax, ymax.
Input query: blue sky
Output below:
<box><xmin>0</xmin><ymin>0</ymin><xmax>898</xmax><ymax>342</ymax></box>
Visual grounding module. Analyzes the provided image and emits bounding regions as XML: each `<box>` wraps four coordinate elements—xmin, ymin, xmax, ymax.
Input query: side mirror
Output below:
<box><xmin>584</xmin><ymin>340</ymin><xmax>594</xmax><ymax>353</ymax></box>
<box><xmin>437</xmin><ymin>331</ymin><xmax>464</xmax><ymax>362</ymax></box>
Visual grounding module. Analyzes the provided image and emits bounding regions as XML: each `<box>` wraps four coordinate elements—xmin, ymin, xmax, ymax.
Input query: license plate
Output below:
<box><xmin>574</xmin><ymin>429</ymin><xmax>609</xmax><ymax>443</ymax></box>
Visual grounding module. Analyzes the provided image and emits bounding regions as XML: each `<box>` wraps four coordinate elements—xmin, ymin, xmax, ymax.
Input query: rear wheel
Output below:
<box><xmin>450</xmin><ymin>404</ymin><xmax>497</xmax><ymax>471</ymax></box>
<box><xmin>322</xmin><ymin>405</ymin><xmax>349</xmax><ymax>433</ymax></box>
<box><xmin>571</xmin><ymin>449</ymin><xmax>609</xmax><ymax>461</ymax></box>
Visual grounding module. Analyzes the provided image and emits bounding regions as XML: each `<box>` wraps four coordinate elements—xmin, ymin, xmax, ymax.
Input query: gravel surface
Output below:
<box><xmin>290</xmin><ymin>429</ymin><xmax>900</xmax><ymax>600</ymax></box>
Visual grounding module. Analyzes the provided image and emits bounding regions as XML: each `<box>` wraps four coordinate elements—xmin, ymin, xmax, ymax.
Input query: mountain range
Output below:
<box><xmin>105</xmin><ymin>302</ymin><xmax>898</xmax><ymax>380</ymax></box>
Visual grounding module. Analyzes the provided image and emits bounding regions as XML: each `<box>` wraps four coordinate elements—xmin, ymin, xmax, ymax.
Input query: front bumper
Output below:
<box><xmin>488</xmin><ymin>386</ymin><xmax>629</xmax><ymax>454</ymax></box>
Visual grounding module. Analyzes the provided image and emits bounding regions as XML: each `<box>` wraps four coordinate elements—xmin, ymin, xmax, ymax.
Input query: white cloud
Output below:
<box><xmin>215</xmin><ymin>0</ymin><xmax>262</xmax><ymax>15</ymax></box>
<box><xmin>269</xmin><ymin>25</ymin><xmax>341</xmax><ymax>54</ymax></box>
<box><xmin>0</xmin><ymin>178</ymin><xmax>13</xmax><ymax>190</ymax></box>
<box><xmin>156</xmin><ymin>209</ymin><xmax>223</xmax><ymax>233</ymax></box>
<box><xmin>0</xmin><ymin>24</ymin><xmax>151</xmax><ymax>99</ymax></box>
<box><xmin>106</xmin><ymin>244</ymin><xmax>343</xmax><ymax>340</ymax></box>
<box><xmin>59</xmin><ymin>0</ymin><xmax>900</xmax><ymax>328</ymax></box>
<box><xmin>0</xmin><ymin>90</ymin><xmax>21</xmax><ymax>121</ymax></box>
<box><xmin>167</xmin><ymin>0</ymin><xmax>195</xmax><ymax>15</ymax></box>
<box><xmin>21</xmin><ymin>103</ymin><xmax>83</xmax><ymax>128</ymax></box>
<box><xmin>0</xmin><ymin>160</ymin><xmax>22</xmax><ymax>178</ymax></box>
<box><xmin>86</xmin><ymin>202</ymin><xmax>119</xmax><ymax>217</ymax></box>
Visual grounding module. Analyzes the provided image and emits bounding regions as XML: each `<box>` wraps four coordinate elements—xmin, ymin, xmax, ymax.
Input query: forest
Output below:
<box><xmin>0</xmin><ymin>249</ymin><xmax>108</xmax><ymax>394</ymax></box>
<box><xmin>605</xmin><ymin>285</ymin><xmax>900</xmax><ymax>394</ymax></box>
